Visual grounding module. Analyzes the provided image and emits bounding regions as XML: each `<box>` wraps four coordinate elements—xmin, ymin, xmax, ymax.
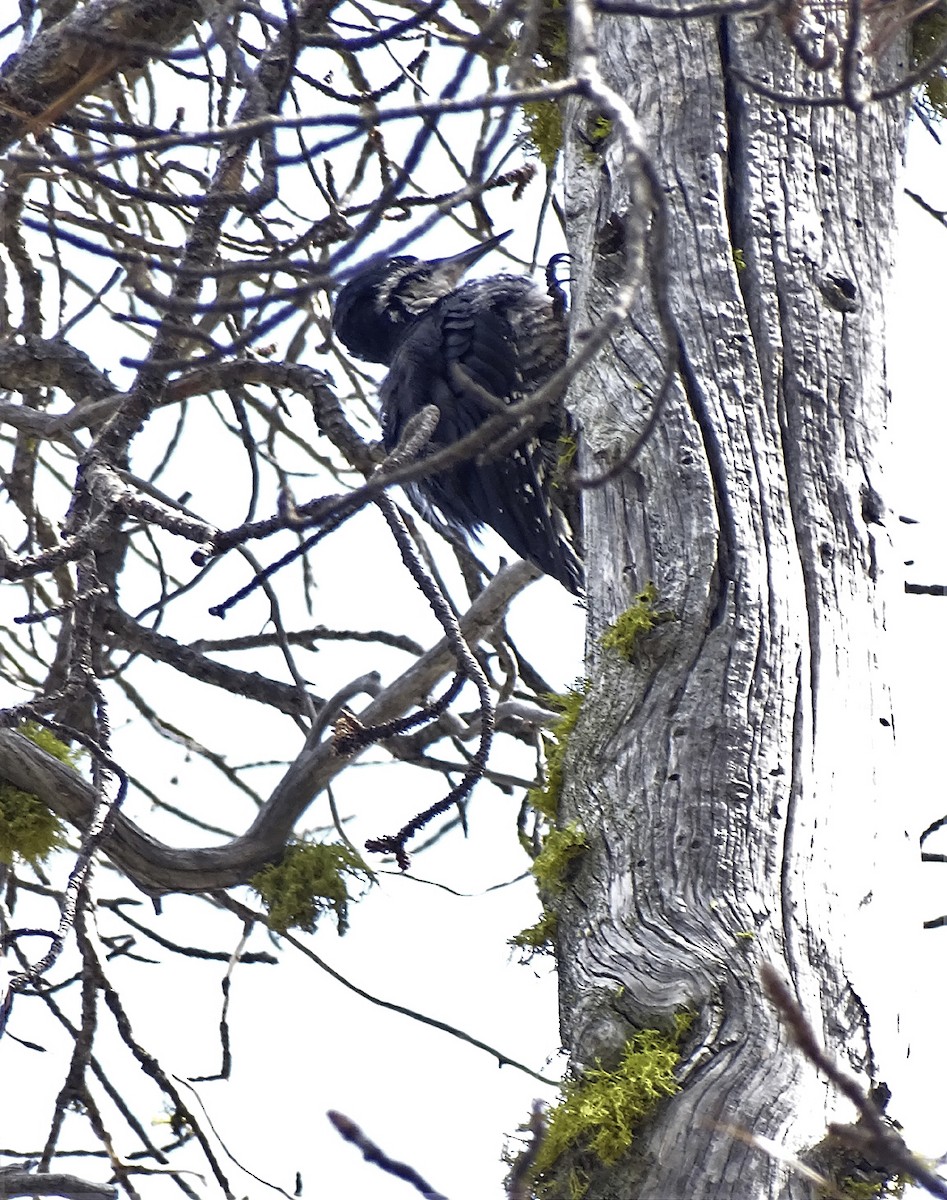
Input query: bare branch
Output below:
<box><xmin>0</xmin><ymin>0</ymin><xmax>201</xmax><ymax>152</ymax></box>
<box><xmin>0</xmin><ymin>1169</ymin><xmax>118</xmax><ymax>1199</ymax></box>
<box><xmin>328</xmin><ymin>1111</ymin><xmax>450</xmax><ymax>1200</ymax></box>
<box><xmin>0</xmin><ymin>562</ymin><xmax>536</xmax><ymax>895</ymax></box>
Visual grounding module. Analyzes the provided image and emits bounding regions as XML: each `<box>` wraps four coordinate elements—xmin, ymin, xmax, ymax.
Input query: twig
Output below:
<box><xmin>762</xmin><ymin>965</ymin><xmax>947</xmax><ymax>1198</ymax></box>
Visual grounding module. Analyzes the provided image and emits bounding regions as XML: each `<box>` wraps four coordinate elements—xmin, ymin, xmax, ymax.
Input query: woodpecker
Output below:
<box><xmin>332</xmin><ymin>233</ymin><xmax>583</xmax><ymax>594</ymax></box>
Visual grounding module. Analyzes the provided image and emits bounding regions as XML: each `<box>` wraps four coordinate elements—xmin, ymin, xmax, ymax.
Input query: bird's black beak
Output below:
<box><xmin>429</xmin><ymin>230</ymin><xmax>511</xmax><ymax>288</ymax></box>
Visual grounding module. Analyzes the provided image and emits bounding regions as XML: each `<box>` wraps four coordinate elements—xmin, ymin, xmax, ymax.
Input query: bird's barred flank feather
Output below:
<box><xmin>332</xmin><ymin>235</ymin><xmax>583</xmax><ymax>595</ymax></box>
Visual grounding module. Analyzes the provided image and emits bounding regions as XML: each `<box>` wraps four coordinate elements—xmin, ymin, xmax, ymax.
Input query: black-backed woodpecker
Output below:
<box><xmin>332</xmin><ymin>233</ymin><xmax>583</xmax><ymax>594</ymax></box>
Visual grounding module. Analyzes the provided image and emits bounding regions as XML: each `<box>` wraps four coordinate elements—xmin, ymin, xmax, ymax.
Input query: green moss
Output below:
<box><xmin>20</xmin><ymin>721</ymin><xmax>84</xmax><ymax>771</ymax></box>
<box><xmin>517</xmin><ymin>687</ymin><xmax>589</xmax><ymax>956</ymax></box>
<box><xmin>811</xmin><ymin>1114</ymin><xmax>909</xmax><ymax>1200</ymax></box>
<box><xmin>523</xmin><ymin>100</ymin><xmax>563</xmax><ymax>170</ymax></box>
<box><xmin>0</xmin><ymin>787</ymin><xmax>67</xmax><ymax>867</ymax></box>
<box><xmin>510</xmin><ymin>909</ymin><xmax>558</xmax><ymax>955</ymax></box>
<box><xmin>836</xmin><ymin>1182</ymin><xmax>877</xmax><ymax>1200</ymax></box>
<box><xmin>733</xmin><ymin>247</ymin><xmax>747</xmax><ymax>272</ymax></box>
<box><xmin>531</xmin><ymin>823</ymin><xmax>586</xmax><ymax>894</ymax></box>
<box><xmin>912</xmin><ymin>6</ymin><xmax>947</xmax><ymax>118</ymax></box>
<box><xmin>519</xmin><ymin>0</ymin><xmax>568</xmax><ymax>167</ymax></box>
<box><xmin>250</xmin><ymin>841</ymin><xmax>371</xmax><ymax>935</ymax></box>
<box><xmin>528</xmin><ymin>684</ymin><xmax>589</xmax><ymax>821</ymax></box>
<box><xmin>834</xmin><ymin>1176</ymin><xmax>906</xmax><ymax>1199</ymax></box>
<box><xmin>599</xmin><ymin>584</ymin><xmax>661</xmax><ymax>661</ymax></box>
<box><xmin>530</xmin><ymin>1014</ymin><xmax>694</xmax><ymax>1196</ymax></box>
<box><xmin>578</xmin><ymin>113</ymin><xmax>614</xmax><ymax>163</ymax></box>
<box><xmin>0</xmin><ymin>721</ymin><xmax>80</xmax><ymax>866</ymax></box>
<box><xmin>587</xmin><ymin>116</ymin><xmax>612</xmax><ymax>143</ymax></box>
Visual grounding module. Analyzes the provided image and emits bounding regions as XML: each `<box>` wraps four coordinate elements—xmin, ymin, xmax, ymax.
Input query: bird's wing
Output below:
<box><xmin>381</xmin><ymin>284</ymin><xmax>582</xmax><ymax>593</ymax></box>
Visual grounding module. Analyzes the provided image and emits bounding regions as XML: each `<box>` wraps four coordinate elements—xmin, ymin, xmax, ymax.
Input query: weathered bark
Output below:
<box><xmin>0</xmin><ymin>0</ymin><xmax>202</xmax><ymax>152</ymax></box>
<box><xmin>557</xmin><ymin>12</ymin><xmax>910</xmax><ymax>1199</ymax></box>
<box><xmin>0</xmin><ymin>1169</ymin><xmax>117</xmax><ymax>1198</ymax></box>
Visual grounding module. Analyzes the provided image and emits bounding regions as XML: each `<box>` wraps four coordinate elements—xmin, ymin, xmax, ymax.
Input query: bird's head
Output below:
<box><xmin>332</xmin><ymin>231</ymin><xmax>510</xmax><ymax>364</ymax></box>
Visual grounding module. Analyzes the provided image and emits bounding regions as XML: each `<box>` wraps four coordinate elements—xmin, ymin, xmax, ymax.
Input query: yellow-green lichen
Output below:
<box><xmin>733</xmin><ymin>247</ymin><xmax>747</xmax><ymax>272</ymax></box>
<box><xmin>519</xmin><ymin>0</ymin><xmax>567</xmax><ymax>167</ymax></box>
<box><xmin>0</xmin><ymin>722</ymin><xmax>79</xmax><ymax>866</ymax></box>
<box><xmin>529</xmin><ymin>1014</ymin><xmax>694</xmax><ymax>1196</ymax></box>
<box><xmin>599</xmin><ymin>584</ymin><xmax>661</xmax><ymax>661</ymax></box>
<box><xmin>810</xmin><ymin>1113</ymin><xmax>909</xmax><ymax>1200</ymax></box>
<box><xmin>531</xmin><ymin>822</ymin><xmax>586</xmax><ymax>894</ymax></box>
<box><xmin>912</xmin><ymin>6</ymin><xmax>947</xmax><ymax>118</ymax></box>
<box><xmin>587</xmin><ymin>116</ymin><xmax>612</xmax><ymax>143</ymax></box>
<box><xmin>581</xmin><ymin>113</ymin><xmax>613</xmax><ymax>163</ymax></box>
<box><xmin>834</xmin><ymin>1175</ymin><xmax>907</xmax><ymax>1199</ymax></box>
<box><xmin>510</xmin><ymin>909</ymin><xmax>558</xmax><ymax>956</ymax></box>
<box><xmin>523</xmin><ymin>100</ymin><xmax>563</xmax><ymax>170</ymax></box>
<box><xmin>528</xmin><ymin>684</ymin><xmax>589</xmax><ymax>821</ymax></box>
<box><xmin>154</xmin><ymin>1103</ymin><xmax>194</xmax><ymax>1139</ymax></box>
<box><xmin>250</xmin><ymin>841</ymin><xmax>371</xmax><ymax>935</ymax></box>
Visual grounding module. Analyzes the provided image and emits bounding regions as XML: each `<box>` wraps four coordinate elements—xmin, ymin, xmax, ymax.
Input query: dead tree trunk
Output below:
<box><xmin>554</xmin><ymin>10</ymin><xmax>912</xmax><ymax>1198</ymax></box>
